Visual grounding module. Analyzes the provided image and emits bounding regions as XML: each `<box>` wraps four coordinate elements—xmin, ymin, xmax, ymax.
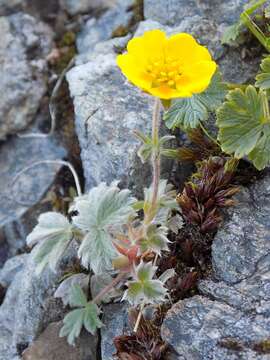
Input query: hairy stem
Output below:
<box><xmin>133</xmin><ymin>301</ymin><xmax>145</xmax><ymax>333</ymax></box>
<box><xmin>134</xmin><ymin>98</ymin><xmax>162</xmax><ymax>332</ymax></box>
<box><xmin>151</xmin><ymin>98</ymin><xmax>161</xmax><ymax>209</ymax></box>
<box><xmin>92</xmin><ymin>271</ymin><xmax>127</xmax><ymax>304</ymax></box>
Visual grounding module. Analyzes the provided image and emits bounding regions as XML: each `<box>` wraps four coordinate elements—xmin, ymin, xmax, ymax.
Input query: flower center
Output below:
<box><xmin>146</xmin><ymin>56</ymin><xmax>182</xmax><ymax>88</ymax></box>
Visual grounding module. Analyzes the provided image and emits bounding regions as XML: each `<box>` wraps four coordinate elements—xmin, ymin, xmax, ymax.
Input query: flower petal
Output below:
<box><xmin>127</xmin><ymin>29</ymin><xmax>167</xmax><ymax>62</ymax></box>
<box><xmin>149</xmin><ymin>85</ymin><xmax>192</xmax><ymax>99</ymax></box>
<box><xmin>182</xmin><ymin>60</ymin><xmax>217</xmax><ymax>93</ymax></box>
<box><xmin>117</xmin><ymin>53</ymin><xmax>152</xmax><ymax>90</ymax></box>
<box><xmin>166</xmin><ymin>33</ymin><xmax>212</xmax><ymax>65</ymax></box>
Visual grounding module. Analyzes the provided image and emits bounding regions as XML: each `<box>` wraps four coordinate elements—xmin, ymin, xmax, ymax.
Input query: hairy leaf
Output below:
<box><xmin>167</xmin><ymin>214</ymin><xmax>184</xmax><ymax>234</ymax></box>
<box><xmin>248</xmin><ymin>127</ymin><xmax>270</xmax><ymax>170</ymax></box>
<box><xmin>217</xmin><ymin>85</ymin><xmax>270</xmax><ymax>169</ymax></box>
<box><xmin>135</xmin><ymin>131</ymin><xmax>153</xmax><ymax>163</ymax></box>
<box><xmin>54</xmin><ymin>273</ymin><xmax>89</xmax><ymax>306</ymax></box>
<box><xmin>123</xmin><ymin>262</ymin><xmax>167</xmax><ymax>306</ymax></box>
<box><xmin>255</xmin><ymin>56</ymin><xmax>270</xmax><ymax>90</ymax></box>
<box><xmin>158</xmin><ymin>268</ymin><xmax>176</xmax><ymax>284</ymax></box>
<box><xmin>68</xmin><ymin>283</ymin><xmax>88</xmax><ymax>307</ymax></box>
<box><xmin>26</xmin><ymin>212</ymin><xmax>73</xmax><ymax>274</ymax></box>
<box><xmin>71</xmin><ymin>182</ymin><xmax>136</xmax><ymax>273</ymax></box>
<box><xmin>143</xmin><ymin>180</ymin><xmax>177</xmax><ymax>224</ymax></box>
<box><xmin>221</xmin><ymin>22</ymin><xmax>243</xmax><ymax>45</ymax></box>
<box><xmin>140</xmin><ymin>224</ymin><xmax>170</xmax><ymax>254</ymax></box>
<box><xmin>60</xmin><ymin>284</ymin><xmax>103</xmax><ymax>345</ymax></box>
<box><xmin>163</xmin><ymin>71</ymin><xmax>227</xmax><ymax>130</ymax></box>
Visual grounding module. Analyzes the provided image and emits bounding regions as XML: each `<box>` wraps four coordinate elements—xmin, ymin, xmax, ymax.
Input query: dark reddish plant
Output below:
<box><xmin>177</xmin><ymin>156</ymin><xmax>239</xmax><ymax>233</ymax></box>
<box><xmin>114</xmin><ymin>308</ymin><xmax>167</xmax><ymax>360</ymax></box>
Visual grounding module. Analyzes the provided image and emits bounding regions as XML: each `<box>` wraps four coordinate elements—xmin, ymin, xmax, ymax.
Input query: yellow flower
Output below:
<box><xmin>117</xmin><ymin>30</ymin><xmax>217</xmax><ymax>99</ymax></box>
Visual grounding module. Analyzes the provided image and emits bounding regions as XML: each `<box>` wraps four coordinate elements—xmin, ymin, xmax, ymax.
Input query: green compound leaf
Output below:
<box><xmin>140</xmin><ymin>224</ymin><xmax>170</xmax><ymax>254</ymax></box>
<box><xmin>68</xmin><ymin>283</ymin><xmax>88</xmax><ymax>307</ymax></box>
<box><xmin>164</xmin><ymin>71</ymin><xmax>227</xmax><ymax>130</ymax></box>
<box><xmin>217</xmin><ymin>85</ymin><xmax>270</xmax><ymax>169</ymax></box>
<box><xmin>60</xmin><ymin>284</ymin><xmax>103</xmax><ymax>345</ymax></box>
<box><xmin>221</xmin><ymin>22</ymin><xmax>243</xmax><ymax>45</ymax></box>
<box><xmin>248</xmin><ymin>128</ymin><xmax>270</xmax><ymax>170</ymax></box>
<box><xmin>26</xmin><ymin>212</ymin><xmax>73</xmax><ymax>274</ymax></box>
<box><xmin>71</xmin><ymin>182</ymin><xmax>136</xmax><ymax>274</ymax></box>
<box><xmin>123</xmin><ymin>262</ymin><xmax>168</xmax><ymax>306</ymax></box>
<box><xmin>255</xmin><ymin>56</ymin><xmax>270</xmax><ymax>90</ymax></box>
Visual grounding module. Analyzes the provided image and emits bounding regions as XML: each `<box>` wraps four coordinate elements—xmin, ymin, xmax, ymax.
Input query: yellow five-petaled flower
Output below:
<box><xmin>117</xmin><ymin>29</ymin><xmax>217</xmax><ymax>100</ymax></box>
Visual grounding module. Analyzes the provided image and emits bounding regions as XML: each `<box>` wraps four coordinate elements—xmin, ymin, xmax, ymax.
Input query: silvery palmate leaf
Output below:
<box><xmin>140</xmin><ymin>224</ymin><xmax>170</xmax><ymax>255</ymax></box>
<box><xmin>143</xmin><ymin>179</ymin><xmax>177</xmax><ymax>224</ymax></box>
<box><xmin>123</xmin><ymin>261</ymin><xmax>168</xmax><ymax>306</ymax></box>
<box><xmin>26</xmin><ymin>212</ymin><xmax>73</xmax><ymax>274</ymax></box>
<box><xmin>54</xmin><ymin>273</ymin><xmax>89</xmax><ymax>306</ymax></box>
<box><xmin>60</xmin><ymin>284</ymin><xmax>103</xmax><ymax>345</ymax></box>
<box><xmin>255</xmin><ymin>55</ymin><xmax>270</xmax><ymax>90</ymax></box>
<box><xmin>71</xmin><ymin>182</ymin><xmax>136</xmax><ymax>274</ymax></box>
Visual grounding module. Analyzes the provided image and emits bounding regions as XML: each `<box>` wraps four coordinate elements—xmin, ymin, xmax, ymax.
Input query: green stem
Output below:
<box><xmin>240</xmin><ymin>0</ymin><xmax>270</xmax><ymax>52</ymax></box>
<box><xmin>199</xmin><ymin>122</ymin><xmax>220</xmax><ymax>147</ymax></box>
<box><xmin>227</xmin><ymin>82</ymin><xmax>249</xmax><ymax>91</ymax></box>
<box><xmin>145</xmin><ymin>98</ymin><xmax>161</xmax><ymax>224</ymax></box>
<box><xmin>134</xmin><ymin>99</ymin><xmax>161</xmax><ymax>332</ymax></box>
<box><xmin>245</xmin><ymin>0</ymin><xmax>267</xmax><ymax>15</ymax></box>
<box><xmin>151</xmin><ymin>98</ymin><xmax>161</xmax><ymax>207</ymax></box>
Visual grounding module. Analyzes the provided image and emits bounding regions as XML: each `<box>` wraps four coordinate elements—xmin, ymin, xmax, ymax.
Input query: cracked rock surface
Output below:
<box><xmin>0</xmin><ymin>12</ymin><xmax>53</xmax><ymax>139</ymax></box>
<box><xmin>161</xmin><ymin>173</ymin><xmax>270</xmax><ymax>359</ymax></box>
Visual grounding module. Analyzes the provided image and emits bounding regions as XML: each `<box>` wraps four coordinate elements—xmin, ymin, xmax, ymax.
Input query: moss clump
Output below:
<box><xmin>112</xmin><ymin>25</ymin><xmax>129</xmax><ymax>38</ymax></box>
<box><xmin>131</xmin><ymin>0</ymin><xmax>144</xmax><ymax>24</ymax></box>
<box><xmin>218</xmin><ymin>338</ymin><xmax>243</xmax><ymax>351</ymax></box>
<box><xmin>51</xmin><ymin>31</ymin><xmax>77</xmax><ymax>74</ymax></box>
<box><xmin>59</xmin><ymin>31</ymin><xmax>76</xmax><ymax>47</ymax></box>
<box><xmin>111</xmin><ymin>0</ymin><xmax>144</xmax><ymax>39</ymax></box>
<box><xmin>254</xmin><ymin>339</ymin><xmax>270</xmax><ymax>354</ymax></box>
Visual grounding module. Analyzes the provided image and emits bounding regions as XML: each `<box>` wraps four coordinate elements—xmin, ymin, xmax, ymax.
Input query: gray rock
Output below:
<box><xmin>212</xmin><ymin>175</ymin><xmax>270</xmax><ymax>284</ymax></box>
<box><xmin>0</xmin><ymin>0</ymin><xmax>25</xmax><ymax>15</ymax></box>
<box><xmin>0</xmin><ymin>12</ymin><xmax>53</xmax><ymax>139</ymax></box>
<box><xmin>144</xmin><ymin>0</ymin><xmax>246</xmax><ymax>27</ymax></box>
<box><xmin>22</xmin><ymin>321</ymin><xmax>97</xmax><ymax>360</ymax></box>
<box><xmin>0</xmin><ymin>247</ymin><xmax>78</xmax><ymax>360</ymax></box>
<box><xmin>76</xmin><ymin>0</ymin><xmax>133</xmax><ymax>54</ymax></box>
<box><xmin>0</xmin><ymin>134</ymin><xmax>66</xmax><ymax>263</ymax></box>
<box><xmin>199</xmin><ymin>251</ymin><xmax>270</xmax><ymax>317</ymax></box>
<box><xmin>162</xmin><ymin>295</ymin><xmax>270</xmax><ymax>360</ymax></box>
<box><xmin>101</xmin><ymin>302</ymin><xmax>129</xmax><ymax>360</ymax></box>
<box><xmin>0</xmin><ymin>254</ymin><xmax>28</xmax><ymax>288</ymax></box>
<box><xmin>60</xmin><ymin>0</ymin><xmax>113</xmax><ymax>16</ymax></box>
